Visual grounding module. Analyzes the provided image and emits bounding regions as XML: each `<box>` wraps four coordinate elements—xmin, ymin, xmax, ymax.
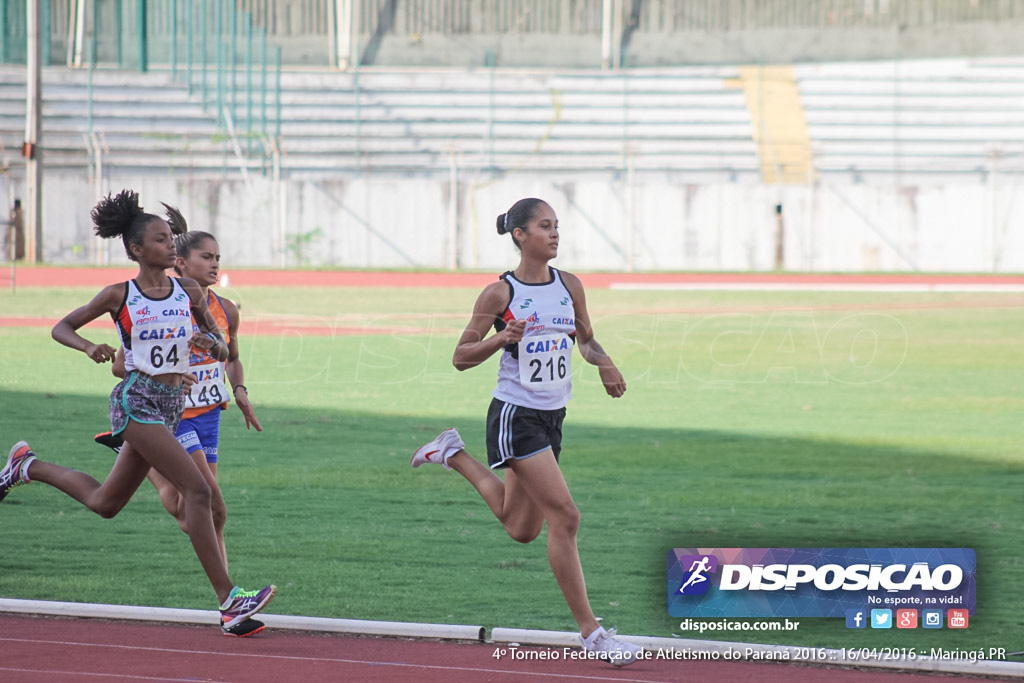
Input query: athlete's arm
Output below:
<box><xmin>51</xmin><ymin>284</ymin><xmax>122</xmax><ymax>364</ymax></box>
<box><xmin>112</xmin><ymin>347</ymin><xmax>126</xmax><ymax>378</ymax></box>
<box><xmin>453</xmin><ymin>281</ymin><xmax>527</xmax><ymax>371</ymax></box>
<box><xmin>562</xmin><ymin>272</ymin><xmax>626</xmax><ymax>398</ymax></box>
<box><xmin>182</xmin><ymin>277</ymin><xmax>229</xmax><ymax>362</ymax></box>
<box><xmin>223</xmin><ymin>298</ymin><xmax>261</xmax><ymax>431</ymax></box>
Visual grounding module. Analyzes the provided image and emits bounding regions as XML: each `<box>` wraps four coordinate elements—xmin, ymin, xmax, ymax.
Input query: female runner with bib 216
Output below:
<box><xmin>412</xmin><ymin>197</ymin><xmax>642</xmax><ymax>667</ymax></box>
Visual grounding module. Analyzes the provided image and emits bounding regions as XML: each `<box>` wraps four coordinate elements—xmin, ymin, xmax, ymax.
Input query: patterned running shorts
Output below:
<box><xmin>110</xmin><ymin>371</ymin><xmax>187</xmax><ymax>436</ymax></box>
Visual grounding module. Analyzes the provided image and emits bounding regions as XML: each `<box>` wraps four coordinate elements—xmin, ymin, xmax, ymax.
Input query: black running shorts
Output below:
<box><xmin>485</xmin><ymin>397</ymin><xmax>565</xmax><ymax>470</ymax></box>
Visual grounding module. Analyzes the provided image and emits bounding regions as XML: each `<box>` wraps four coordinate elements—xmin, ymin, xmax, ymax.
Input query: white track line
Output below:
<box><xmin>2</xmin><ymin>600</ymin><xmax>1023</xmax><ymax>679</ymax></box>
<box><xmin>609</xmin><ymin>282</ymin><xmax>1024</xmax><ymax>292</ymax></box>
<box><xmin>0</xmin><ymin>598</ymin><xmax>482</xmax><ymax>641</ymax></box>
<box><xmin>0</xmin><ymin>667</ymin><xmax>208</xmax><ymax>682</ymax></box>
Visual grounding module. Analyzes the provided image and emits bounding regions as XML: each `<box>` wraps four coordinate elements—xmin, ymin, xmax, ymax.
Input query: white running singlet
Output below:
<box><xmin>114</xmin><ymin>278</ymin><xmax>193</xmax><ymax>376</ymax></box>
<box><xmin>492</xmin><ymin>268</ymin><xmax>576</xmax><ymax>411</ymax></box>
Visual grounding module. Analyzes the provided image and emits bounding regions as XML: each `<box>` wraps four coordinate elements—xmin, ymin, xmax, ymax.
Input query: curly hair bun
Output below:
<box><xmin>91</xmin><ymin>189</ymin><xmax>144</xmax><ymax>239</ymax></box>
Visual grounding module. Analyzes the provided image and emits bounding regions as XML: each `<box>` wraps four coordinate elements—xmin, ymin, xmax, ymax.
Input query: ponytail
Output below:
<box><xmin>163</xmin><ymin>202</ymin><xmax>216</xmax><ymax>276</ymax></box>
<box><xmin>90</xmin><ymin>189</ymin><xmax>160</xmax><ymax>262</ymax></box>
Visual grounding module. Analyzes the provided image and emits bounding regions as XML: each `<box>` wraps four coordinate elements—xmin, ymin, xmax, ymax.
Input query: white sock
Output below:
<box><xmin>20</xmin><ymin>456</ymin><xmax>36</xmax><ymax>483</ymax></box>
<box><xmin>582</xmin><ymin>626</ymin><xmax>606</xmax><ymax>647</ymax></box>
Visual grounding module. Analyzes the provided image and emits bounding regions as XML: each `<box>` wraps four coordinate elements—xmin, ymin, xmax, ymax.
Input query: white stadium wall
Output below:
<box><xmin>31</xmin><ymin>170</ymin><xmax>1024</xmax><ymax>273</ymax></box>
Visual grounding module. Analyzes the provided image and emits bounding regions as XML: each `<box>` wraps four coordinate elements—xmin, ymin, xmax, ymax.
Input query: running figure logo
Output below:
<box><xmin>677</xmin><ymin>554</ymin><xmax>718</xmax><ymax>595</ymax></box>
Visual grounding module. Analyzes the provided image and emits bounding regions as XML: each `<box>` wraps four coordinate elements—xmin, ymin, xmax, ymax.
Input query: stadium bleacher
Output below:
<box><xmin>797</xmin><ymin>58</ymin><xmax>1024</xmax><ymax>181</ymax></box>
<box><xmin>2</xmin><ymin>56</ymin><xmax>1022</xmax><ymax>182</ymax></box>
<box><xmin>0</xmin><ymin>68</ymin><xmax>228</xmax><ymax>171</ymax></box>
<box><xmin>0</xmin><ymin>64</ymin><xmax>759</xmax><ymax>178</ymax></box>
<box><xmin>275</xmin><ymin>67</ymin><xmax>758</xmax><ymax>176</ymax></box>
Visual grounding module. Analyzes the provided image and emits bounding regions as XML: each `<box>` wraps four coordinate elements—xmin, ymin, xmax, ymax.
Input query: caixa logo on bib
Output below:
<box><xmin>667</xmin><ymin>548</ymin><xmax>976</xmax><ymax>618</ymax></box>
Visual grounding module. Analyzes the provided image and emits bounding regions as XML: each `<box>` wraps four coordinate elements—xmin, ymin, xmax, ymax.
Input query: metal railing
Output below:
<box><xmin>1</xmin><ymin>1</ymin><xmax>282</xmax><ymax>149</ymax></box>
<box><xmin>637</xmin><ymin>0</ymin><xmax>1024</xmax><ymax>32</ymax></box>
<box><xmin>0</xmin><ymin>0</ymin><xmax>58</xmax><ymax>65</ymax></box>
<box><xmin>5</xmin><ymin>0</ymin><xmax>1024</xmax><ymax>68</ymax></box>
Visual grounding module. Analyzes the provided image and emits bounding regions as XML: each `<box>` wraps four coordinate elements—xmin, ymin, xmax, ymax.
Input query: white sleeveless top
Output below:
<box><xmin>492</xmin><ymin>268</ymin><xmax>576</xmax><ymax>411</ymax></box>
<box><xmin>114</xmin><ymin>278</ymin><xmax>192</xmax><ymax>376</ymax></box>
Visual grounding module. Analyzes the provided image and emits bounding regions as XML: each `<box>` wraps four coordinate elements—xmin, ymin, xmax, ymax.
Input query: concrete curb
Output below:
<box><xmin>2</xmin><ymin>599</ymin><xmax>1022</xmax><ymax>678</ymax></box>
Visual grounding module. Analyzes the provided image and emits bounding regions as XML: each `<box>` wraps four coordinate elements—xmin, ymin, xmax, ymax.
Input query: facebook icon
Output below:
<box><xmin>846</xmin><ymin>609</ymin><xmax>867</xmax><ymax>629</ymax></box>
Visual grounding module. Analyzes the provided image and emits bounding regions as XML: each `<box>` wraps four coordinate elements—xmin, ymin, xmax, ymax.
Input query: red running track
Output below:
<box><xmin>6</xmin><ymin>266</ymin><xmax>1024</xmax><ymax>289</ymax></box>
<box><xmin>0</xmin><ymin>614</ymin><xmax>998</xmax><ymax>683</ymax></box>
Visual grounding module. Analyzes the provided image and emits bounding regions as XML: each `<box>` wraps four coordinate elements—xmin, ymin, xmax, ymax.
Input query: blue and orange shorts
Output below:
<box><xmin>175</xmin><ymin>408</ymin><xmax>222</xmax><ymax>463</ymax></box>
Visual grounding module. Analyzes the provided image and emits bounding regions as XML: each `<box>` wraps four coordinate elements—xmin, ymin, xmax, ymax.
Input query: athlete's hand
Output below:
<box><xmin>189</xmin><ymin>332</ymin><xmax>228</xmax><ymax>362</ymax></box>
<box><xmin>598</xmin><ymin>363</ymin><xmax>626</xmax><ymax>398</ymax></box>
<box><xmin>182</xmin><ymin>373</ymin><xmax>197</xmax><ymax>389</ymax></box>
<box><xmin>85</xmin><ymin>343</ymin><xmax>118</xmax><ymax>364</ymax></box>
<box><xmin>234</xmin><ymin>387</ymin><xmax>263</xmax><ymax>431</ymax></box>
<box><xmin>189</xmin><ymin>332</ymin><xmax>215</xmax><ymax>351</ymax></box>
<box><xmin>502</xmin><ymin>318</ymin><xmax>527</xmax><ymax>345</ymax></box>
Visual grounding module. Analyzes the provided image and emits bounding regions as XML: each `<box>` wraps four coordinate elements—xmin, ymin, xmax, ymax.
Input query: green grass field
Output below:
<box><xmin>1</xmin><ymin>282</ymin><xmax>1022</xmax><ymax>654</ymax></box>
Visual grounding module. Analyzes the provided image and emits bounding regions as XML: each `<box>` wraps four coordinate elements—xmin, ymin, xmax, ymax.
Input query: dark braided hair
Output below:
<box><xmin>90</xmin><ymin>189</ymin><xmax>162</xmax><ymax>262</ymax></box>
<box><xmin>496</xmin><ymin>198</ymin><xmax>548</xmax><ymax>252</ymax></box>
<box><xmin>162</xmin><ymin>203</ymin><xmax>217</xmax><ymax>276</ymax></box>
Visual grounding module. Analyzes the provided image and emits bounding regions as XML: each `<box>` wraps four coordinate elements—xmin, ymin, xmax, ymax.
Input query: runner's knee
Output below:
<box><xmin>211</xmin><ymin>495</ymin><xmax>227</xmax><ymax>530</ymax></box>
<box><xmin>93</xmin><ymin>497</ymin><xmax>129</xmax><ymax>519</ymax></box>
<box><xmin>180</xmin><ymin>479</ymin><xmax>212</xmax><ymax>508</ymax></box>
<box><xmin>505</xmin><ymin>523</ymin><xmax>543</xmax><ymax>544</ymax></box>
<box><xmin>546</xmin><ymin>500</ymin><xmax>580</xmax><ymax>537</ymax></box>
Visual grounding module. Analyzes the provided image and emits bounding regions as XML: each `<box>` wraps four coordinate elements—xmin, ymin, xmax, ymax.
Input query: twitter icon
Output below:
<box><xmin>870</xmin><ymin>609</ymin><xmax>893</xmax><ymax>629</ymax></box>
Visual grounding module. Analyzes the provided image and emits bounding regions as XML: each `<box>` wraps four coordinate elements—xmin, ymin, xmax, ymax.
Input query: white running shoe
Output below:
<box><xmin>410</xmin><ymin>428</ymin><xmax>465</xmax><ymax>470</ymax></box>
<box><xmin>0</xmin><ymin>441</ymin><xmax>36</xmax><ymax>503</ymax></box>
<box><xmin>581</xmin><ymin>626</ymin><xmax>643</xmax><ymax>667</ymax></box>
